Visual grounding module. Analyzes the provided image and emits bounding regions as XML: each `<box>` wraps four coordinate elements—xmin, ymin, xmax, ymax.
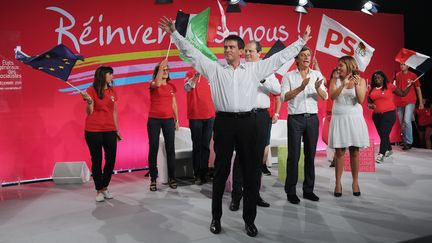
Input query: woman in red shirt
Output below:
<box><xmin>81</xmin><ymin>66</ymin><xmax>121</xmax><ymax>202</ymax></box>
<box><xmin>415</xmin><ymin>99</ymin><xmax>432</xmax><ymax>149</ymax></box>
<box><xmin>184</xmin><ymin>69</ymin><xmax>215</xmax><ymax>185</ymax></box>
<box><xmin>368</xmin><ymin>70</ymin><xmax>413</xmax><ymax>163</ymax></box>
<box><xmin>148</xmin><ymin>59</ymin><xmax>179</xmax><ymax>191</ymax></box>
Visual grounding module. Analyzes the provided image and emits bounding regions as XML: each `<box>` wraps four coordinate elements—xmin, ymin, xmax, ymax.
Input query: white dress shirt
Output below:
<box><xmin>171</xmin><ymin>31</ymin><xmax>305</xmax><ymax>112</ymax></box>
<box><xmin>281</xmin><ymin>68</ymin><xmax>327</xmax><ymax>114</ymax></box>
<box><xmin>256</xmin><ymin>74</ymin><xmax>280</xmax><ymax>109</ymax></box>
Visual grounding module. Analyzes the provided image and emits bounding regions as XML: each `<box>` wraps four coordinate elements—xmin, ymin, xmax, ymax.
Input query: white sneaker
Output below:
<box><xmin>95</xmin><ymin>192</ymin><xmax>105</xmax><ymax>202</ymax></box>
<box><xmin>102</xmin><ymin>189</ymin><xmax>113</xmax><ymax>199</ymax></box>
<box><xmin>376</xmin><ymin>153</ymin><xmax>384</xmax><ymax>164</ymax></box>
<box><xmin>384</xmin><ymin>150</ymin><xmax>393</xmax><ymax>157</ymax></box>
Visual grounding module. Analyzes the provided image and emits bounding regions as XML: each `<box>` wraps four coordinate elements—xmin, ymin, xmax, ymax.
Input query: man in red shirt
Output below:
<box><xmin>184</xmin><ymin>69</ymin><xmax>216</xmax><ymax>185</ymax></box>
<box><xmin>394</xmin><ymin>63</ymin><xmax>423</xmax><ymax>150</ymax></box>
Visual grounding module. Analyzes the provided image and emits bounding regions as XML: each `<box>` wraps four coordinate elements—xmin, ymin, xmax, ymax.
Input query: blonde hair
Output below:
<box><xmin>338</xmin><ymin>56</ymin><xmax>359</xmax><ymax>75</ymax></box>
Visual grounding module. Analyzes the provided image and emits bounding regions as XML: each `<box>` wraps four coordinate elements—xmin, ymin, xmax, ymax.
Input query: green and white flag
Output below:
<box><xmin>175</xmin><ymin>8</ymin><xmax>217</xmax><ymax>63</ymax></box>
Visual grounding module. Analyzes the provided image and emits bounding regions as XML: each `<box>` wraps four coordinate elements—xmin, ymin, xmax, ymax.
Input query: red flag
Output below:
<box><xmin>395</xmin><ymin>48</ymin><xmax>432</xmax><ymax>73</ymax></box>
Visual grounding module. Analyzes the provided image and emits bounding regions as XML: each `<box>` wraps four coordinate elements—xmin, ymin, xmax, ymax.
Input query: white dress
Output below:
<box><xmin>329</xmin><ymin>79</ymin><xmax>369</xmax><ymax>149</ymax></box>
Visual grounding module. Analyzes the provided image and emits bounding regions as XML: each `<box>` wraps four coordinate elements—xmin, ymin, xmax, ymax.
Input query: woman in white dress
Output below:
<box><xmin>329</xmin><ymin>56</ymin><xmax>369</xmax><ymax>197</ymax></box>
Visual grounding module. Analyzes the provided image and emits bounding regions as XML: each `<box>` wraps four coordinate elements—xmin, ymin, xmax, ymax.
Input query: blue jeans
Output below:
<box><xmin>396</xmin><ymin>103</ymin><xmax>415</xmax><ymax>145</ymax></box>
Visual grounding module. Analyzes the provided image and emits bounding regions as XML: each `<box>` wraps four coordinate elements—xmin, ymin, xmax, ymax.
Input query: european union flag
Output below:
<box><xmin>15</xmin><ymin>44</ymin><xmax>84</xmax><ymax>81</ymax></box>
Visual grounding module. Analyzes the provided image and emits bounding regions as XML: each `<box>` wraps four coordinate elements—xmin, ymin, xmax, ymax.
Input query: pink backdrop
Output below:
<box><xmin>0</xmin><ymin>0</ymin><xmax>404</xmax><ymax>183</ymax></box>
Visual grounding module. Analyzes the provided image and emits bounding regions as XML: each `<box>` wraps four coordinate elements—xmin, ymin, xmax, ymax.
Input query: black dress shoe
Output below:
<box><xmin>303</xmin><ymin>192</ymin><xmax>320</xmax><ymax>201</ymax></box>
<box><xmin>402</xmin><ymin>144</ymin><xmax>412</xmax><ymax>150</ymax></box>
<box><xmin>194</xmin><ymin>177</ymin><xmax>203</xmax><ymax>185</ymax></box>
<box><xmin>229</xmin><ymin>200</ymin><xmax>240</xmax><ymax>211</ymax></box>
<box><xmin>257</xmin><ymin>198</ymin><xmax>270</xmax><ymax>207</ymax></box>
<box><xmin>245</xmin><ymin>223</ymin><xmax>258</xmax><ymax>237</ymax></box>
<box><xmin>353</xmin><ymin>191</ymin><xmax>361</xmax><ymax>197</ymax></box>
<box><xmin>262</xmin><ymin>165</ymin><xmax>272</xmax><ymax>176</ymax></box>
<box><xmin>334</xmin><ymin>191</ymin><xmax>342</xmax><ymax>197</ymax></box>
<box><xmin>210</xmin><ymin>219</ymin><xmax>221</xmax><ymax>234</ymax></box>
<box><xmin>287</xmin><ymin>194</ymin><xmax>300</xmax><ymax>204</ymax></box>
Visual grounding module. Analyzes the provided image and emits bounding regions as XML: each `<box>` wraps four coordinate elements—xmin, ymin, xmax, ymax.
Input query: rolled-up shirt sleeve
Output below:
<box><xmin>184</xmin><ymin>78</ymin><xmax>196</xmax><ymax>92</ymax></box>
<box><xmin>261</xmin><ymin>74</ymin><xmax>281</xmax><ymax>95</ymax></box>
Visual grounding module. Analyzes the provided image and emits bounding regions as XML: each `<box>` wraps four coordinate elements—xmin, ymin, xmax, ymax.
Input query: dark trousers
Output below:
<box><xmin>285</xmin><ymin>114</ymin><xmax>319</xmax><ymax>195</ymax></box>
<box><xmin>372</xmin><ymin>110</ymin><xmax>396</xmax><ymax>155</ymax></box>
<box><xmin>212</xmin><ymin>113</ymin><xmax>259</xmax><ymax>225</ymax></box>
<box><xmin>189</xmin><ymin>118</ymin><xmax>215</xmax><ymax>178</ymax></box>
<box><xmin>85</xmin><ymin>131</ymin><xmax>117</xmax><ymax>191</ymax></box>
<box><xmin>231</xmin><ymin>110</ymin><xmax>270</xmax><ymax>202</ymax></box>
<box><xmin>147</xmin><ymin>118</ymin><xmax>176</xmax><ymax>180</ymax></box>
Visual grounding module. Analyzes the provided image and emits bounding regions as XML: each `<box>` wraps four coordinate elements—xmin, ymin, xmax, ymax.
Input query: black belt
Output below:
<box><xmin>252</xmin><ymin>108</ymin><xmax>268</xmax><ymax>113</ymax></box>
<box><xmin>216</xmin><ymin>111</ymin><xmax>254</xmax><ymax>118</ymax></box>
<box><xmin>291</xmin><ymin>113</ymin><xmax>316</xmax><ymax>117</ymax></box>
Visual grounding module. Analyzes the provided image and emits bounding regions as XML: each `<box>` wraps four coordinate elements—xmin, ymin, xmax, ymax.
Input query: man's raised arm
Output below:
<box><xmin>158</xmin><ymin>16</ymin><xmax>217</xmax><ymax>80</ymax></box>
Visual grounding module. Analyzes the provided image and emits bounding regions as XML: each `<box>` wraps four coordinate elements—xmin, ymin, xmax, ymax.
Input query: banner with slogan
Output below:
<box><xmin>316</xmin><ymin>15</ymin><xmax>375</xmax><ymax>72</ymax></box>
<box><xmin>0</xmin><ymin>0</ymin><xmax>403</xmax><ymax>183</ymax></box>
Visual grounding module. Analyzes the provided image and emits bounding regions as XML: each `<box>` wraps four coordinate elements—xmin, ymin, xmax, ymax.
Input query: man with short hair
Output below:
<box><xmin>281</xmin><ymin>46</ymin><xmax>327</xmax><ymax>205</ymax></box>
<box><xmin>159</xmin><ymin>16</ymin><xmax>311</xmax><ymax>237</ymax></box>
<box><xmin>394</xmin><ymin>62</ymin><xmax>423</xmax><ymax>150</ymax></box>
<box><xmin>229</xmin><ymin>40</ymin><xmax>280</xmax><ymax>211</ymax></box>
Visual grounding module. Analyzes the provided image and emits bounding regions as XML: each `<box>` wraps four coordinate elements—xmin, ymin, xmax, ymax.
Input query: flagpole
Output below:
<box><xmin>165</xmin><ymin>39</ymin><xmax>172</xmax><ymax>60</ymax></box>
<box><xmin>412</xmin><ymin>73</ymin><xmax>425</xmax><ymax>82</ymax></box>
<box><xmin>65</xmin><ymin>81</ymin><xmax>81</xmax><ymax>92</ymax></box>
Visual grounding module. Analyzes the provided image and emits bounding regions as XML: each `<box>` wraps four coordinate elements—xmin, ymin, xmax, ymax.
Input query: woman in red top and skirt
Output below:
<box><xmin>148</xmin><ymin>59</ymin><xmax>179</xmax><ymax>191</ymax></box>
<box><xmin>367</xmin><ymin>70</ymin><xmax>413</xmax><ymax>163</ymax></box>
<box><xmin>81</xmin><ymin>66</ymin><xmax>121</xmax><ymax>202</ymax></box>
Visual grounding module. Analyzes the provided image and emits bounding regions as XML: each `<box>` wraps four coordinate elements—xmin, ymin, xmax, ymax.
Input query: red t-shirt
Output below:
<box><xmin>268</xmin><ymin>93</ymin><xmax>280</xmax><ymax>118</ymax></box>
<box><xmin>85</xmin><ymin>86</ymin><xmax>118</xmax><ymax>132</ymax></box>
<box><xmin>369</xmin><ymin>83</ymin><xmax>397</xmax><ymax>113</ymax></box>
<box><xmin>416</xmin><ymin>108</ymin><xmax>432</xmax><ymax>126</ymax></box>
<box><xmin>394</xmin><ymin>71</ymin><xmax>420</xmax><ymax>106</ymax></box>
<box><xmin>185</xmin><ymin>70</ymin><xmax>215</xmax><ymax>120</ymax></box>
<box><xmin>149</xmin><ymin>82</ymin><xmax>176</xmax><ymax>119</ymax></box>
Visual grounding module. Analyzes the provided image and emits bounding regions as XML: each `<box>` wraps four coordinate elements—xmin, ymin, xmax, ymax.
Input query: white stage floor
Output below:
<box><xmin>1</xmin><ymin>147</ymin><xmax>431</xmax><ymax>243</ymax></box>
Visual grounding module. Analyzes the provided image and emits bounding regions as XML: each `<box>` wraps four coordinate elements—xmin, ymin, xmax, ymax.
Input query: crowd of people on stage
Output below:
<box><xmin>78</xmin><ymin>16</ymin><xmax>431</xmax><ymax>237</ymax></box>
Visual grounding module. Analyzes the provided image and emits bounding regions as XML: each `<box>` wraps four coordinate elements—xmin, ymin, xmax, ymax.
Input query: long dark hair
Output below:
<box><xmin>152</xmin><ymin>63</ymin><xmax>171</xmax><ymax>81</ymax></box>
<box><xmin>93</xmin><ymin>66</ymin><xmax>114</xmax><ymax>99</ymax></box>
<box><xmin>369</xmin><ymin>70</ymin><xmax>388</xmax><ymax>95</ymax></box>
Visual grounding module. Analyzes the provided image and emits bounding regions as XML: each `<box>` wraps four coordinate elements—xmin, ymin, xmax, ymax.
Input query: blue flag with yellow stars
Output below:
<box><xmin>15</xmin><ymin>44</ymin><xmax>84</xmax><ymax>81</ymax></box>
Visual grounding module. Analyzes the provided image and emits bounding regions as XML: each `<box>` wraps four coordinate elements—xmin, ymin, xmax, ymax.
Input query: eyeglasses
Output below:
<box><xmin>163</xmin><ymin>67</ymin><xmax>170</xmax><ymax>71</ymax></box>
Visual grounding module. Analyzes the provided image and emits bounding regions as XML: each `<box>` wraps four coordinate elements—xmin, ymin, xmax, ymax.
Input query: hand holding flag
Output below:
<box><xmin>158</xmin><ymin>16</ymin><xmax>176</xmax><ymax>34</ymax></box>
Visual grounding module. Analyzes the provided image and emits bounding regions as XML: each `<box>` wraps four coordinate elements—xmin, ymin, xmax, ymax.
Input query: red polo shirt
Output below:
<box><xmin>416</xmin><ymin>108</ymin><xmax>432</xmax><ymax>126</ymax></box>
<box><xmin>85</xmin><ymin>86</ymin><xmax>118</xmax><ymax>132</ymax></box>
<box><xmin>185</xmin><ymin>70</ymin><xmax>215</xmax><ymax>120</ymax></box>
<box><xmin>369</xmin><ymin>83</ymin><xmax>397</xmax><ymax>113</ymax></box>
<box><xmin>149</xmin><ymin>82</ymin><xmax>176</xmax><ymax>119</ymax></box>
<box><xmin>394</xmin><ymin>71</ymin><xmax>420</xmax><ymax>106</ymax></box>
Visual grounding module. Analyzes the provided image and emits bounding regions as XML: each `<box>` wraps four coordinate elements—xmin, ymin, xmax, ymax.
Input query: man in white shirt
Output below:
<box><xmin>159</xmin><ymin>16</ymin><xmax>311</xmax><ymax>237</ymax></box>
<box><xmin>229</xmin><ymin>41</ymin><xmax>280</xmax><ymax>211</ymax></box>
<box><xmin>281</xmin><ymin>46</ymin><xmax>327</xmax><ymax>205</ymax></box>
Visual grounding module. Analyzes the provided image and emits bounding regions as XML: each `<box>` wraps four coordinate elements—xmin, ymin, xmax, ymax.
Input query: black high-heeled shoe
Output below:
<box><xmin>334</xmin><ymin>185</ymin><xmax>342</xmax><ymax>197</ymax></box>
<box><xmin>352</xmin><ymin>185</ymin><xmax>361</xmax><ymax>197</ymax></box>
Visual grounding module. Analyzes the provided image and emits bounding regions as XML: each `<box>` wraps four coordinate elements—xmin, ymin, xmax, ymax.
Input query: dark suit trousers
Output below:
<box><xmin>284</xmin><ymin>114</ymin><xmax>319</xmax><ymax>195</ymax></box>
<box><xmin>212</xmin><ymin>113</ymin><xmax>259</xmax><ymax>225</ymax></box>
<box><xmin>231</xmin><ymin>110</ymin><xmax>270</xmax><ymax>201</ymax></box>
